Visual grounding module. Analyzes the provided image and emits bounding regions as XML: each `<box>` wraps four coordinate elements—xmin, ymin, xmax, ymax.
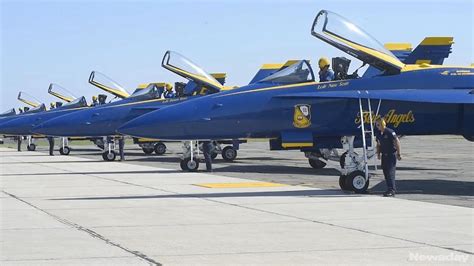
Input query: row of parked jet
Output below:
<box><xmin>1</xmin><ymin>10</ymin><xmax>472</xmax><ymax>194</ymax></box>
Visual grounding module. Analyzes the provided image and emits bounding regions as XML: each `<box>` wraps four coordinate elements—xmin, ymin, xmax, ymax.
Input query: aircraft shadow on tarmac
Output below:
<box><xmin>52</xmin><ymin>189</ymin><xmax>353</xmax><ymax>201</ymax></box>
<box><xmin>371</xmin><ymin>180</ymin><xmax>474</xmax><ymax>196</ymax></box>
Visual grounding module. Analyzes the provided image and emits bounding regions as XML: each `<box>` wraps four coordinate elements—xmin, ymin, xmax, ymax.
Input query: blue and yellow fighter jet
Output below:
<box><xmin>0</xmin><ymin>89</ymin><xmax>89</xmax><ymax>152</ymax></box>
<box><xmin>118</xmin><ymin>10</ymin><xmax>473</xmax><ymax>193</ymax></box>
<box><xmin>33</xmin><ymin>51</ymin><xmax>253</xmax><ymax>162</ymax></box>
<box><xmin>33</xmin><ymin>37</ymin><xmax>454</xmax><ymax>162</ymax></box>
<box><xmin>0</xmin><ymin>92</ymin><xmax>49</xmax><ymax>151</ymax></box>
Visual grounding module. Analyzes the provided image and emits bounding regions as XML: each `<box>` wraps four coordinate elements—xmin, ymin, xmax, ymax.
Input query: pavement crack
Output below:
<box><xmin>2</xmin><ymin>190</ymin><xmax>161</xmax><ymax>266</ymax></box>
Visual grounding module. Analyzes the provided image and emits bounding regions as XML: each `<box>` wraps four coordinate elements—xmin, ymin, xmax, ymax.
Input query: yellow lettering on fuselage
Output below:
<box><xmin>355</xmin><ymin>109</ymin><xmax>416</xmax><ymax>128</ymax></box>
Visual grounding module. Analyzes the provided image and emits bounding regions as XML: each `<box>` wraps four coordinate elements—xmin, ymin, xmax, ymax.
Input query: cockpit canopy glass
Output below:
<box><xmin>129</xmin><ymin>84</ymin><xmax>161</xmax><ymax>100</ymax></box>
<box><xmin>260</xmin><ymin>60</ymin><xmax>314</xmax><ymax>84</ymax></box>
<box><xmin>162</xmin><ymin>51</ymin><xmax>223</xmax><ymax>91</ymax></box>
<box><xmin>59</xmin><ymin>96</ymin><xmax>88</xmax><ymax>109</ymax></box>
<box><xmin>89</xmin><ymin>71</ymin><xmax>130</xmax><ymax>98</ymax></box>
<box><xmin>17</xmin><ymin>92</ymin><xmax>41</xmax><ymax>108</ymax></box>
<box><xmin>311</xmin><ymin>10</ymin><xmax>404</xmax><ymax>73</ymax></box>
<box><xmin>48</xmin><ymin>83</ymin><xmax>77</xmax><ymax>102</ymax></box>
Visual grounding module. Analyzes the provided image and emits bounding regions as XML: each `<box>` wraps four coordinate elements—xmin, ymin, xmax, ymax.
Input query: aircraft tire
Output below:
<box><xmin>222</xmin><ymin>146</ymin><xmax>237</xmax><ymax>162</ymax></box>
<box><xmin>154</xmin><ymin>142</ymin><xmax>167</xmax><ymax>155</ymax></box>
<box><xmin>102</xmin><ymin>150</ymin><xmax>117</xmax><ymax>161</ymax></box>
<box><xmin>142</xmin><ymin>147</ymin><xmax>154</xmax><ymax>155</ymax></box>
<box><xmin>181</xmin><ymin>158</ymin><xmax>199</xmax><ymax>172</ymax></box>
<box><xmin>59</xmin><ymin>146</ymin><xmax>71</xmax><ymax>155</ymax></box>
<box><xmin>345</xmin><ymin>170</ymin><xmax>369</xmax><ymax>194</ymax></box>
<box><xmin>27</xmin><ymin>143</ymin><xmax>36</xmax><ymax>151</ymax></box>
<box><xmin>309</xmin><ymin>158</ymin><xmax>326</xmax><ymax>169</ymax></box>
<box><xmin>339</xmin><ymin>175</ymin><xmax>350</xmax><ymax>190</ymax></box>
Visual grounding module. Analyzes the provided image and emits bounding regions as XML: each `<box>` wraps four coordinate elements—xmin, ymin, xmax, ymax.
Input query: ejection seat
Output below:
<box><xmin>332</xmin><ymin>57</ymin><xmax>360</xmax><ymax>80</ymax></box>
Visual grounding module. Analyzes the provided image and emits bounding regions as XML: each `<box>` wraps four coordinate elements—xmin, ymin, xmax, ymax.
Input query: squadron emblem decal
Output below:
<box><xmin>293</xmin><ymin>104</ymin><xmax>311</xmax><ymax>128</ymax></box>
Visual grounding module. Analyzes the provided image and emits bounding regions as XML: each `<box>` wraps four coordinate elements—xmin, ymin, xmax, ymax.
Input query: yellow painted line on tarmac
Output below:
<box><xmin>195</xmin><ymin>182</ymin><xmax>287</xmax><ymax>188</ymax></box>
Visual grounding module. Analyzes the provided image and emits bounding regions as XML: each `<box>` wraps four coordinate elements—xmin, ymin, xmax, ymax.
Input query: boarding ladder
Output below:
<box><xmin>357</xmin><ymin>91</ymin><xmax>381</xmax><ymax>179</ymax></box>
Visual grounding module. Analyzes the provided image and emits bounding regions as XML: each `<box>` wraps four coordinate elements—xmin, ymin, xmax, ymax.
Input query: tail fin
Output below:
<box><xmin>404</xmin><ymin>37</ymin><xmax>454</xmax><ymax>65</ymax></box>
<box><xmin>249</xmin><ymin>60</ymin><xmax>301</xmax><ymax>84</ymax></box>
<box><xmin>364</xmin><ymin>37</ymin><xmax>454</xmax><ymax>77</ymax></box>
<box><xmin>249</xmin><ymin>63</ymin><xmax>284</xmax><ymax>84</ymax></box>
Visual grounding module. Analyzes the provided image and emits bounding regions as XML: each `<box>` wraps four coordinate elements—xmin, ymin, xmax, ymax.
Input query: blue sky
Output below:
<box><xmin>1</xmin><ymin>0</ymin><xmax>472</xmax><ymax>110</ymax></box>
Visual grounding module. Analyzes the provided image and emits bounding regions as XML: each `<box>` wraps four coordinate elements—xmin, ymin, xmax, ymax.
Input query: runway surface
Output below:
<box><xmin>1</xmin><ymin>137</ymin><xmax>473</xmax><ymax>265</ymax></box>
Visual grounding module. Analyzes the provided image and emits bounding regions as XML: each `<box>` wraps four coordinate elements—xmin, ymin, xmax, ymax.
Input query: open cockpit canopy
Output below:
<box><xmin>311</xmin><ymin>10</ymin><xmax>404</xmax><ymax>74</ymax></box>
<box><xmin>17</xmin><ymin>92</ymin><xmax>41</xmax><ymax>108</ymax></box>
<box><xmin>48</xmin><ymin>83</ymin><xmax>77</xmax><ymax>103</ymax></box>
<box><xmin>260</xmin><ymin>60</ymin><xmax>315</xmax><ymax>84</ymax></box>
<box><xmin>89</xmin><ymin>71</ymin><xmax>130</xmax><ymax>99</ymax></box>
<box><xmin>162</xmin><ymin>51</ymin><xmax>224</xmax><ymax>93</ymax></box>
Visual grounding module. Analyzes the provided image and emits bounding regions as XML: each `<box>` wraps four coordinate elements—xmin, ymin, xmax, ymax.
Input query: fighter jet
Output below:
<box><xmin>0</xmin><ymin>89</ymin><xmax>89</xmax><ymax>151</ymax></box>
<box><xmin>33</xmin><ymin>51</ymin><xmax>246</xmax><ymax>162</ymax></box>
<box><xmin>118</xmin><ymin>10</ymin><xmax>473</xmax><ymax>193</ymax></box>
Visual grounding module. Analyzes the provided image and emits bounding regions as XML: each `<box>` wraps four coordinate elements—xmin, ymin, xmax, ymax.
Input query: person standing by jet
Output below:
<box><xmin>164</xmin><ymin>84</ymin><xmax>176</xmax><ymax>98</ymax></box>
<box><xmin>201</xmin><ymin>141</ymin><xmax>213</xmax><ymax>172</ymax></box>
<box><xmin>118</xmin><ymin>136</ymin><xmax>125</xmax><ymax>161</ymax></box>
<box><xmin>16</xmin><ymin>136</ymin><xmax>22</xmax><ymax>151</ymax></box>
<box><xmin>375</xmin><ymin>118</ymin><xmax>402</xmax><ymax>197</ymax></box>
<box><xmin>47</xmin><ymin>137</ymin><xmax>55</xmax><ymax>156</ymax></box>
<box><xmin>318</xmin><ymin>57</ymin><xmax>335</xmax><ymax>82</ymax></box>
<box><xmin>45</xmin><ymin>103</ymin><xmax>56</xmax><ymax>155</ymax></box>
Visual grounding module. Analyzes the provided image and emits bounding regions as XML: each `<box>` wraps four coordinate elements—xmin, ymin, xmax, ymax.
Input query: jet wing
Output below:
<box><xmin>276</xmin><ymin>89</ymin><xmax>474</xmax><ymax>104</ymax></box>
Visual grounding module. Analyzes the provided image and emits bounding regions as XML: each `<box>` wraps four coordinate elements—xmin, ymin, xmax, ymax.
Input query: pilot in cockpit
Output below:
<box><xmin>318</xmin><ymin>57</ymin><xmax>335</xmax><ymax>82</ymax></box>
<box><xmin>91</xmin><ymin>95</ymin><xmax>99</xmax><ymax>106</ymax></box>
<box><xmin>164</xmin><ymin>83</ymin><xmax>176</xmax><ymax>98</ymax></box>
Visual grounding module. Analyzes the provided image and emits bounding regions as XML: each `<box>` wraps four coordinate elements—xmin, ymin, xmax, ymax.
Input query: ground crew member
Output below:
<box><xmin>164</xmin><ymin>84</ymin><xmax>176</xmax><ymax>98</ymax></box>
<box><xmin>16</xmin><ymin>136</ymin><xmax>22</xmax><ymax>151</ymax></box>
<box><xmin>118</xmin><ymin>136</ymin><xmax>125</xmax><ymax>161</ymax></box>
<box><xmin>318</xmin><ymin>57</ymin><xmax>335</xmax><ymax>82</ymax></box>
<box><xmin>47</xmin><ymin>137</ymin><xmax>54</xmax><ymax>156</ymax></box>
<box><xmin>202</xmin><ymin>141</ymin><xmax>213</xmax><ymax>172</ymax></box>
<box><xmin>375</xmin><ymin>118</ymin><xmax>402</xmax><ymax>197</ymax></box>
<box><xmin>91</xmin><ymin>95</ymin><xmax>99</xmax><ymax>106</ymax></box>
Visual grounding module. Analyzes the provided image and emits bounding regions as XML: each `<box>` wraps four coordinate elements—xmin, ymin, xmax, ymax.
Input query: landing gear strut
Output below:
<box><xmin>27</xmin><ymin>136</ymin><xmax>36</xmax><ymax>151</ymax></box>
<box><xmin>102</xmin><ymin>137</ymin><xmax>117</xmax><ymax>161</ymax></box>
<box><xmin>59</xmin><ymin>137</ymin><xmax>70</xmax><ymax>155</ymax></box>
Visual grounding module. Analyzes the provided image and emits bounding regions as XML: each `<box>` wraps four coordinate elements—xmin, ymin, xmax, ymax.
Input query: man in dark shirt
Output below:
<box><xmin>375</xmin><ymin>118</ymin><xmax>402</xmax><ymax>197</ymax></box>
<box><xmin>47</xmin><ymin>137</ymin><xmax>54</xmax><ymax>156</ymax></box>
<box><xmin>201</xmin><ymin>141</ymin><xmax>213</xmax><ymax>172</ymax></box>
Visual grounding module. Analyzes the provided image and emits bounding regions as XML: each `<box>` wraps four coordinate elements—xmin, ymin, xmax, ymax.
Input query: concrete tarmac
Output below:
<box><xmin>1</xmin><ymin>141</ymin><xmax>473</xmax><ymax>265</ymax></box>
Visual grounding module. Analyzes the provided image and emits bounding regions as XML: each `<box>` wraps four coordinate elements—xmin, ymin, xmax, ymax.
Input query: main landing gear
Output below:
<box><xmin>101</xmin><ymin>137</ymin><xmax>119</xmax><ymax>161</ymax></box>
<box><xmin>179</xmin><ymin>141</ymin><xmax>239</xmax><ymax>171</ymax></box>
<box><xmin>139</xmin><ymin>142</ymin><xmax>167</xmax><ymax>155</ymax></box>
<box><xmin>26</xmin><ymin>136</ymin><xmax>36</xmax><ymax>151</ymax></box>
<box><xmin>59</xmin><ymin>137</ymin><xmax>71</xmax><ymax>155</ymax></box>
